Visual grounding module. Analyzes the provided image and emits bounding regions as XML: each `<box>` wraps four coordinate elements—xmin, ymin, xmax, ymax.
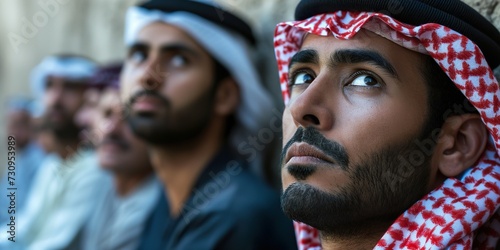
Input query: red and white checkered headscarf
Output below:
<box><xmin>274</xmin><ymin>11</ymin><xmax>500</xmax><ymax>250</ymax></box>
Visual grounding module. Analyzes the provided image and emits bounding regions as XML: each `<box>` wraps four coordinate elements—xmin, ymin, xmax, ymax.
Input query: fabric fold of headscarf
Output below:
<box><xmin>274</xmin><ymin>11</ymin><xmax>500</xmax><ymax>250</ymax></box>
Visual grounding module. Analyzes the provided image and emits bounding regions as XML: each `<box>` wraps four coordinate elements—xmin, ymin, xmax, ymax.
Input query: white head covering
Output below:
<box><xmin>124</xmin><ymin>5</ymin><xmax>274</xmax><ymax>156</ymax></box>
<box><xmin>30</xmin><ymin>56</ymin><xmax>97</xmax><ymax>117</ymax></box>
<box><xmin>6</xmin><ymin>96</ymin><xmax>35</xmax><ymax>114</ymax></box>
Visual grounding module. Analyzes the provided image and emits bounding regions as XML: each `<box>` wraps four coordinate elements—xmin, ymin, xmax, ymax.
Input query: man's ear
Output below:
<box><xmin>432</xmin><ymin>114</ymin><xmax>488</xmax><ymax>177</ymax></box>
<box><xmin>214</xmin><ymin>77</ymin><xmax>239</xmax><ymax>116</ymax></box>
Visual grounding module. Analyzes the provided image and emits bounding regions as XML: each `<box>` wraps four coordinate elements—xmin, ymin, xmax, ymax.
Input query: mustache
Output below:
<box><xmin>99</xmin><ymin>135</ymin><xmax>130</xmax><ymax>150</ymax></box>
<box><xmin>126</xmin><ymin>90</ymin><xmax>170</xmax><ymax>108</ymax></box>
<box><xmin>281</xmin><ymin>127</ymin><xmax>349</xmax><ymax>170</ymax></box>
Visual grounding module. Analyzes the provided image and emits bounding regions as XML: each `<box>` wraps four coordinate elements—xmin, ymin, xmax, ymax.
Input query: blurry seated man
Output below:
<box><xmin>0</xmin><ymin>55</ymin><xmax>106</xmax><ymax>250</ymax></box>
<box><xmin>0</xmin><ymin>97</ymin><xmax>47</xmax><ymax>223</ymax></box>
<box><xmin>75</xmin><ymin>63</ymin><xmax>122</xmax><ymax>146</ymax></box>
<box><xmin>81</xmin><ymin>66</ymin><xmax>160</xmax><ymax>250</ymax></box>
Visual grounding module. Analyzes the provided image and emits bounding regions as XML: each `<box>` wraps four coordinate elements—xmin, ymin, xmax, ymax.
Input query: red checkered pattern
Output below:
<box><xmin>274</xmin><ymin>12</ymin><xmax>500</xmax><ymax>250</ymax></box>
<box><xmin>294</xmin><ymin>220</ymin><xmax>322</xmax><ymax>250</ymax></box>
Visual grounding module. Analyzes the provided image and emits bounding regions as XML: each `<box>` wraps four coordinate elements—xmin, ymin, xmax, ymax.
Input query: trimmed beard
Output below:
<box><xmin>125</xmin><ymin>83</ymin><xmax>217</xmax><ymax>146</ymax></box>
<box><xmin>281</xmin><ymin>126</ymin><xmax>435</xmax><ymax>237</ymax></box>
<box><xmin>43</xmin><ymin>108</ymin><xmax>81</xmax><ymax>141</ymax></box>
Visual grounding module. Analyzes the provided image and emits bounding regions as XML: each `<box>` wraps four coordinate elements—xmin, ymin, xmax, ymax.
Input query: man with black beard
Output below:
<box><xmin>274</xmin><ymin>0</ymin><xmax>500</xmax><ymax>249</ymax></box>
<box><xmin>120</xmin><ymin>0</ymin><xmax>296</xmax><ymax>249</ymax></box>
<box><xmin>0</xmin><ymin>55</ymin><xmax>107</xmax><ymax>250</ymax></box>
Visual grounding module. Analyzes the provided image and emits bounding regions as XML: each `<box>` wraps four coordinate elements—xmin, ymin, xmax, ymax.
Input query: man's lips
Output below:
<box><xmin>285</xmin><ymin>142</ymin><xmax>336</xmax><ymax>166</ymax></box>
<box><xmin>100</xmin><ymin>142</ymin><xmax>123</xmax><ymax>152</ymax></box>
<box><xmin>132</xmin><ymin>95</ymin><xmax>163</xmax><ymax>112</ymax></box>
<box><xmin>99</xmin><ymin>140</ymin><xmax>128</xmax><ymax>151</ymax></box>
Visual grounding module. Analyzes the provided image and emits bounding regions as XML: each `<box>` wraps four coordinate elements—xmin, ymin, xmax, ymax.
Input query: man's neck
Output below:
<box><xmin>113</xmin><ymin>170</ymin><xmax>153</xmax><ymax>197</ymax></box>
<box><xmin>150</xmin><ymin>125</ymin><xmax>224</xmax><ymax>218</ymax></box>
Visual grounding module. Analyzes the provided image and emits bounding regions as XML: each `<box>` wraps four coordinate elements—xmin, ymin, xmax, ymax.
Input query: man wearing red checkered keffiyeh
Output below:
<box><xmin>274</xmin><ymin>0</ymin><xmax>500</xmax><ymax>249</ymax></box>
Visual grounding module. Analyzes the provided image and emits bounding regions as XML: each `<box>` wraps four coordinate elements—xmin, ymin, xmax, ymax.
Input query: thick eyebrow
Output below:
<box><xmin>128</xmin><ymin>42</ymin><xmax>200</xmax><ymax>57</ymax></box>
<box><xmin>159</xmin><ymin>44</ymin><xmax>200</xmax><ymax>57</ymax></box>
<box><xmin>331</xmin><ymin>49</ymin><xmax>399</xmax><ymax>79</ymax></box>
<box><xmin>128</xmin><ymin>42</ymin><xmax>149</xmax><ymax>52</ymax></box>
<box><xmin>289</xmin><ymin>49</ymin><xmax>319</xmax><ymax>70</ymax></box>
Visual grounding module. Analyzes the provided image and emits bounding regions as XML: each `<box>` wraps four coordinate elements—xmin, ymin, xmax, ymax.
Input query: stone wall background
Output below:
<box><xmin>0</xmin><ymin>0</ymin><xmax>498</xmax><ymax>175</ymax></box>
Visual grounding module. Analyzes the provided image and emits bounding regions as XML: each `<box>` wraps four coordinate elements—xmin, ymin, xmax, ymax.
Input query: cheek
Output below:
<box><xmin>120</xmin><ymin>64</ymin><xmax>146</xmax><ymax>101</ymax></box>
<box><xmin>166</xmin><ymin>73</ymin><xmax>210</xmax><ymax>108</ymax></box>
<box><xmin>93</xmin><ymin>118</ymin><xmax>108</xmax><ymax>140</ymax></box>
<box><xmin>43</xmin><ymin>91</ymin><xmax>56</xmax><ymax>106</ymax></box>
<box><xmin>337</xmin><ymin>100</ymin><xmax>427</xmax><ymax>161</ymax></box>
<box><xmin>281</xmin><ymin>108</ymin><xmax>297</xmax><ymax>146</ymax></box>
<box><xmin>120</xmin><ymin>70</ymin><xmax>136</xmax><ymax>101</ymax></box>
<box><xmin>61</xmin><ymin>94</ymin><xmax>85</xmax><ymax>115</ymax></box>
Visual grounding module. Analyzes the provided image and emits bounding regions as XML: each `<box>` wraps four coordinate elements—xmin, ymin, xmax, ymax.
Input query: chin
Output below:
<box><xmin>282</xmin><ymin>164</ymin><xmax>348</xmax><ymax>192</ymax></box>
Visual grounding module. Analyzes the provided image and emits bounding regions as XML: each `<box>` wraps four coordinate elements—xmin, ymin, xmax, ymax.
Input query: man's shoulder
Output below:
<box><xmin>174</xmin><ymin>168</ymin><xmax>296</xmax><ymax>250</ymax></box>
<box><xmin>189</xmin><ymin>163</ymin><xmax>281</xmax><ymax>220</ymax></box>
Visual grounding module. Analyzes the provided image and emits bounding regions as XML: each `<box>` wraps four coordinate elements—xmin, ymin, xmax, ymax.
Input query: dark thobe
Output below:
<box><xmin>137</xmin><ymin>147</ymin><xmax>297</xmax><ymax>250</ymax></box>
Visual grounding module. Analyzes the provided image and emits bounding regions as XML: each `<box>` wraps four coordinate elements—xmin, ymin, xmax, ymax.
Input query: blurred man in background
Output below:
<box><xmin>81</xmin><ymin>64</ymin><xmax>160</xmax><ymax>250</ymax></box>
<box><xmin>75</xmin><ymin>63</ymin><xmax>122</xmax><ymax>145</ymax></box>
<box><xmin>121</xmin><ymin>0</ymin><xmax>296</xmax><ymax>249</ymax></box>
<box><xmin>0</xmin><ymin>97</ymin><xmax>46</xmax><ymax>223</ymax></box>
<box><xmin>0</xmin><ymin>55</ymin><xmax>106</xmax><ymax>250</ymax></box>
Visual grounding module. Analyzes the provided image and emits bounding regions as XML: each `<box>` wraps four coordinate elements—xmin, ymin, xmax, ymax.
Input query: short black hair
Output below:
<box><xmin>211</xmin><ymin>57</ymin><xmax>236</xmax><ymax>139</ymax></box>
<box><xmin>213</xmin><ymin>58</ymin><xmax>231</xmax><ymax>85</ymax></box>
<box><xmin>422</xmin><ymin>56</ymin><xmax>478</xmax><ymax>132</ymax></box>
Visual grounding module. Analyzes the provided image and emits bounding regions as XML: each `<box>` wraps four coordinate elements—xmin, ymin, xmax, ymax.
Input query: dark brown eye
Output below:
<box><xmin>350</xmin><ymin>74</ymin><xmax>380</xmax><ymax>87</ymax></box>
<box><xmin>291</xmin><ymin>72</ymin><xmax>314</xmax><ymax>86</ymax></box>
<box><xmin>169</xmin><ymin>54</ymin><xmax>188</xmax><ymax>68</ymax></box>
<box><xmin>129</xmin><ymin>50</ymin><xmax>147</xmax><ymax>63</ymax></box>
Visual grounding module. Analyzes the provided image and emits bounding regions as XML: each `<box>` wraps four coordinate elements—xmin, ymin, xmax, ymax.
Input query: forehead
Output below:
<box><xmin>299</xmin><ymin>29</ymin><xmax>425</xmax><ymax>68</ymax></box>
<box><xmin>46</xmin><ymin>76</ymin><xmax>87</xmax><ymax>88</ymax></box>
<box><xmin>134</xmin><ymin>22</ymin><xmax>207</xmax><ymax>52</ymax></box>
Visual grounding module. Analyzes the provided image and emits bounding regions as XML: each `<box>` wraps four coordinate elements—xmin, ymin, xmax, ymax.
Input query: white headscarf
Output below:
<box><xmin>30</xmin><ymin>56</ymin><xmax>97</xmax><ymax>117</ymax></box>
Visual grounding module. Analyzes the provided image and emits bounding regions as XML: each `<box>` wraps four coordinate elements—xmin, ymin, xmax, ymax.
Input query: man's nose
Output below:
<box><xmin>138</xmin><ymin>57</ymin><xmax>166</xmax><ymax>91</ymax></box>
<box><xmin>45</xmin><ymin>85</ymin><xmax>65</xmax><ymax>108</ymax></box>
<box><xmin>288</xmin><ymin>76</ymin><xmax>334</xmax><ymax>131</ymax></box>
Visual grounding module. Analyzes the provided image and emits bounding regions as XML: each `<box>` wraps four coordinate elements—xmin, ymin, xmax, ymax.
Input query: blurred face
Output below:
<box><xmin>121</xmin><ymin>22</ymin><xmax>217</xmax><ymax>146</ymax></box>
<box><xmin>7</xmin><ymin>110</ymin><xmax>32</xmax><ymax>149</ymax></box>
<box><xmin>43</xmin><ymin>76</ymin><xmax>87</xmax><ymax>139</ymax></box>
<box><xmin>75</xmin><ymin>88</ymin><xmax>101</xmax><ymax>133</ymax></box>
<box><xmin>96</xmin><ymin>88</ymin><xmax>152</xmax><ymax>175</ymax></box>
<box><xmin>280</xmin><ymin>30</ymin><xmax>438</xmax><ymax>234</ymax></box>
